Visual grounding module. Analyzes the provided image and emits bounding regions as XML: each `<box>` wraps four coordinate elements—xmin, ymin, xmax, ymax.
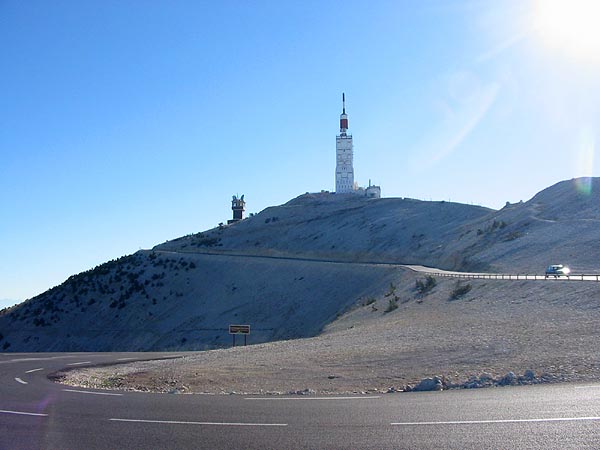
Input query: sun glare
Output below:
<box><xmin>533</xmin><ymin>0</ymin><xmax>600</xmax><ymax>60</ymax></box>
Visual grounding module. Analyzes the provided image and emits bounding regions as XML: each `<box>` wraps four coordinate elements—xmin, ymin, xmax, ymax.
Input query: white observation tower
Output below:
<box><xmin>335</xmin><ymin>93</ymin><xmax>354</xmax><ymax>193</ymax></box>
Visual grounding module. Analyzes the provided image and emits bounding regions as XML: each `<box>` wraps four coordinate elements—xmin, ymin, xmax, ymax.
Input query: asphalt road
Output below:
<box><xmin>1</xmin><ymin>352</ymin><xmax>600</xmax><ymax>449</ymax></box>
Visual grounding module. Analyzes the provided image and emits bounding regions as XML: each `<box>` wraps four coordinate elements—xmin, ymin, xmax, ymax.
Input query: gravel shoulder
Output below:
<box><xmin>54</xmin><ymin>275</ymin><xmax>600</xmax><ymax>394</ymax></box>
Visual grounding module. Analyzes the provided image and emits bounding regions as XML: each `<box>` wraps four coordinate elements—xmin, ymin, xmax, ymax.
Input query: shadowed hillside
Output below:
<box><xmin>0</xmin><ymin>252</ymin><xmax>399</xmax><ymax>351</ymax></box>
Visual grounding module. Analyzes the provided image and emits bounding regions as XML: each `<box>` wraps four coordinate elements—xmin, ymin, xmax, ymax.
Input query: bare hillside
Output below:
<box><xmin>455</xmin><ymin>178</ymin><xmax>600</xmax><ymax>273</ymax></box>
<box><xmin>1</xmin><ymin>176</ymin><xmax>599</xmax><ymax>353</ymax></box>
<box><xmin>157</xmin><ymin>193</ymin><xmax>493</xmax><ymax>271</ymax></box>
<box><xmin>56</xmin><ymin>274</ymin><xmax>600</xmax><ymax>394</ymax></box>
<box><xmin>158</xmin><ymin>177</ymin><xmax>600</xmax><ymax>274</ymax></box>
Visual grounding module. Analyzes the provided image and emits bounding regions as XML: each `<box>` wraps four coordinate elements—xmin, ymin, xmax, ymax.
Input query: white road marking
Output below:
<box><xmin>391</xmin><ymin>416</ymin><xmax>600</xmax><ymax>426</ymax></box>
<box><xmin>0</xmin><ymin>409</ymin><xmax>48</xmax><ymax>417</ymax></box>
<box><xmin>0</xmin><ymin>356</ymin><xmax>80</xmax><ymax>364</ymax></box>
<box><xmin>63</xmin><ymin>389</ymin><xmax>123</xmax><ymax>396</ymax></box>
<box><xmin>117</xmin><ymin>358</ymin><xmax>136</xmax><ymax>361</ymax></box>
<box><xmin>245</xmin><ymin>396</ymin><xmax>381</xmax><ymax>401</ymax></box>
<box><xmin>25</xmin><ymin>368</ymin><xmax>44</xmax><ymax>373</ymax></box>
<box><xmin>14</xmin><ymin>377</ymin><xmax>28</xmax><ymax>385</ymax></box>
<box><xmin>67</xmin><ymin>361</ymin><xmax>92</xmax><ymax>366</ymax></box>
<box><xmin>575</xmin><ymin>385</ymin><xmax>600</xmax><ymax>389</ymax></box>
<box><xmin>110</xmin><ymin>418</ymin><xmax>287</xmax><ymax>427</ymax></box>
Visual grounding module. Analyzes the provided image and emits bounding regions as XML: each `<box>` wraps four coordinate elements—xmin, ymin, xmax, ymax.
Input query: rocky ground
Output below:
<box><xmin>54</xmin><ymin>274</ymin><xmax>600</xmax><ymax>394</ymax></box>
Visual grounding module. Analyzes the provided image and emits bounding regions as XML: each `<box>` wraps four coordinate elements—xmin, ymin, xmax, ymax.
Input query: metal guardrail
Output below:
<box><xmin>417</xmin><ymin>272</ymin><xmax>600</xmax><ymax>282</ymax></box>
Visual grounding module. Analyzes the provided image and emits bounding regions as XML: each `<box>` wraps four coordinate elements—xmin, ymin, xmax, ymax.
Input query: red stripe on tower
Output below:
<box><xmin>339</xmin><ymin>92</ymin><xmax>349</xmax><ymax>133</ymax></box>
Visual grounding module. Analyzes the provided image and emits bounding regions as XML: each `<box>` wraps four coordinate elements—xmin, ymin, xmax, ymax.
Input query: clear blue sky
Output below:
<box><xmin>2</xmin><ymin>0</ymin><xmax>599</xmax><ymax>307</ymax></box>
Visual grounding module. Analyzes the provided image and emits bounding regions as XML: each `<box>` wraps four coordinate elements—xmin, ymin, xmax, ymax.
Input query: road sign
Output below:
<box><xmin>229</xmin><ymin>324</ymin><xmax>250</xmax><ymax>335</ymax></box>
<box><xmin>229</xmin><ymin>324</ymin><xmax>250</xmax><ymax>347</ymax></box>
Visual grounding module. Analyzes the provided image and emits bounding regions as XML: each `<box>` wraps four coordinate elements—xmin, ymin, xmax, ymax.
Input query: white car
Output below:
<box><xmin>545</xmin><ymin>264</ymin><xmax>570</xmax><ymax>278</ymax></box>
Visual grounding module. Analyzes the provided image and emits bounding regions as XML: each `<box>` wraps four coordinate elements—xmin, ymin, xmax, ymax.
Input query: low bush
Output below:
<box><xmin>416</xmin><ymin>275</ymin><xmax>437</xmax><ymax>294</ymax></box>
<box><xmin>384</xmin><ymin>296</ymin><xmax>399</xmax><ymax>313</ymax></box>
<box><xmin>363</xmin><ymin>297</ymin><xmax>376</xmax><ymax>306</ymax></box>
<box><xmin>384</xmin><ymin>282</ymin><xmax>397</xmax><ymax>297</ymax></box>
<box><xmin>450</xmin><ymin>282</ymin><xmax>472</xmax><ymax>300</ymax></box>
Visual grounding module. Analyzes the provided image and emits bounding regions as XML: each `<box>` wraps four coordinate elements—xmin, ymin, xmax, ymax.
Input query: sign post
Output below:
<box><xmin>229</xmin><ymin>324</ymin><xmax>250</xmax><ymax>347</ymax></box>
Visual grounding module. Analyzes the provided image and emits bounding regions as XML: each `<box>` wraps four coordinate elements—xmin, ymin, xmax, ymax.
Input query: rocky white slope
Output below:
<box><xmin>159</xmin><ymin>177</ymin><xmax>600</xmax><ymax>274</ymax></box>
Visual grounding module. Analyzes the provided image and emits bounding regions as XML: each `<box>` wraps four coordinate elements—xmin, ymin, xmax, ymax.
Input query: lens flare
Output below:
<box><xmin>573</xmin><ymin>127</ymin><xmax>595</xmax><ymax>195</ymax></box>
<box><xmin>574</xmin><ymin>177</ymin><xmax>593</xmax><ymax>195</ymax></box>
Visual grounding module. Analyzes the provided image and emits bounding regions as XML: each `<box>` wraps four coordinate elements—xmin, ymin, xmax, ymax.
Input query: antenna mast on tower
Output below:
<box><xmin>340</xmin><ymin>92</ymin><xmax>349</xmax><ymax>134</ymax></box>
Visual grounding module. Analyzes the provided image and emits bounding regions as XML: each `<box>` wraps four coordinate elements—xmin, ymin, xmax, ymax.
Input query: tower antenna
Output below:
<box><xmin>342</xmin><ymin>92</ymin><xmax>346</xmax><ymax>114</ymax></box>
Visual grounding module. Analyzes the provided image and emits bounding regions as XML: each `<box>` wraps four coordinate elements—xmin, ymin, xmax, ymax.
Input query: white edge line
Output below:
<box><xmin>14</xmin><ymin>377</ymin><xmax>28</xmax><ymax>385</ymax></box>
<box><xmin>109</xmin><ymin>418</ymin><xmax>287</xmax><ymax>426</ymax></box>
<box><xmin>67</xmin><ymin>361</ymin><xmax>92</xmax><ymax>366</ymax></box>
<box><xmin>1</xmin><ymin>356</ymin><xmax>81</xmax><ymax>365</ymax></box>
<box><xmin>245</xmin><ymin>396</ymin><xmax>381</xmax><ymax>401</ymax></box>
<box><xmin>63</xmin><ymin>389</ymin><xmax>123</xmax><ymax>396</ymax></box>
<box><xmin>117</xmin><ymin>358</ymin><xmax>136</xmax><ymax>361</ymax></box>
<box><xmin>0</xmin><ymin>409</ymin><xmax>48</xmax><ymax>417</ymax></box>
<box><xmin>391</xmin><ymin>416</ymin><xmax>600</xmax><ymax>426</ymax></box>
<box><xmin>25</xmin><ymin>368</ymin><xmax>44</xmax><ymax>373</ymax></box>
<box><xmin>574</xmin><ymin>385</ymin><xmax>600</xmax><ymax>389</ymax></box>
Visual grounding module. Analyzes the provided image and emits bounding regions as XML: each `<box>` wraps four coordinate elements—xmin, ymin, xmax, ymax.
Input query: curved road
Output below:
<box><xmin>2</xmin><ymin>352</ymin><xmax>600</xmax><ymax>449</ymax></box>
<box><xmin>156</xmin><ymin>249</ymin><xmax>600</xmax><ymax>282</ymax></box>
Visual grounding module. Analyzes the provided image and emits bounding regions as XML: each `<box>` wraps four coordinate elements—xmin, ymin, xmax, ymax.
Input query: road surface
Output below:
<box><xmin>1</xmin><ymin>352</ymin><xmax>600</xmax><ymax>449</ymax></box>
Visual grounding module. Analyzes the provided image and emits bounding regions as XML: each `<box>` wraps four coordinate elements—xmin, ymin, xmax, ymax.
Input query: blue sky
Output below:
<box><xmin>2</xmin><ymin>0</ymin><xmax>599</xmax><ymax>307</ymax></box>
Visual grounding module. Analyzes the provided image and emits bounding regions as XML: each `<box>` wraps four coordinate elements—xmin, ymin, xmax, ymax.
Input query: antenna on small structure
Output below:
<box><xmin>342</xmin><ymin>92</ymin><xmax>346</xmax><ymax>114</ymax></box>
